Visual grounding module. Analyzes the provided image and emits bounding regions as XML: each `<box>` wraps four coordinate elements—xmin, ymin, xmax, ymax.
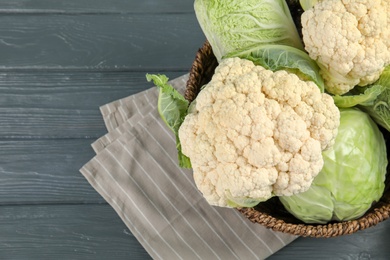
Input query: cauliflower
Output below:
<box><xmin>301</xmin><ymin>0</ymin><xmax>390</xmax><ymax>95</ymax></box>
<box><xmin>178</xmin><ymin>57</ymin><xmax>340</xmax><ymax>207</ymax></box>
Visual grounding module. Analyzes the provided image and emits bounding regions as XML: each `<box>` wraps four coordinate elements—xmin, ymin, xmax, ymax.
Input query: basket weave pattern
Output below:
<box><xmin>185</xmin><ymin>41</ymin><xmax>390</xmax><ymax>238</ymax></box>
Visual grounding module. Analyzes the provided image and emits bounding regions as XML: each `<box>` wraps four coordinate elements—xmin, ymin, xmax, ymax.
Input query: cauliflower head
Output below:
<box><xmin>301</xmin><ymin>0</ymin><xmax>390</xmax><ymax>95</ymax></box>
<box><xmin>178</xmin><ymin>57</ymin><xmax>340</xmax><ymax>207</ymax></box>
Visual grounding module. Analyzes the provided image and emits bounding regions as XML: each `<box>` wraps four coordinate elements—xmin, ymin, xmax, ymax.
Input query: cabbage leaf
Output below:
<box><xmin>332</xmin><ymin>66</ymin><xmax>390</xmax><ymax>132</ymax></box>
<box><xmin>333</xmin><ymin>85</ymin><xmax>384</xmax><ymax>108</ymax></box>
<box><xmin>194</xmin><ymin>0</ymin><xmax>304</xmax><ymax>62</ymax></box>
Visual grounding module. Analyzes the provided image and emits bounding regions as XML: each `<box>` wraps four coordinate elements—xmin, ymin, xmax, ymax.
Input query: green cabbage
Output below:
<box><xmin>194</xmin><ymin>0</ymin><xmax>304</xmax><ymax>61</ymax></box>
<box><xmin>280</xmin><ymin>108</ymin><xmax>387</xmax><ymax>224</ymax></box>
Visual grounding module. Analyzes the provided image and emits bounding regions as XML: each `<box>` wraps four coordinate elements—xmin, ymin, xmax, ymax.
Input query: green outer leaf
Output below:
<box><xmin>333</xmin><ymin>85</ymin><xmax>384</xmax><ymax>108</ymax></box>
<box><xmin>360</xmin><ymin>97</ymin><xmax>390</xmax><ymax>132</ymax></box>
<box><xmin>299</xmin><ymin>0</ymin><xmax>318</xmax><ymax>10</ymax></box>
<box><xmin>375</xmin><ymin>66</ymin><xmax>390</xmax><ymax>86</ymax></box>
<box><xmin>175</xmin><ymin>135</ymin><xmax>192</xmax><ymax>169</ymax></box>
<box><xmin>146</xmin><ymin>74</ymin><xmax>192</xmax><ymax>168</ymax></box>
<box><xmin>279</xmin><ymin>185</ymin><xmax>334</xmax><ymax>224</ymax></box>
<box><xmin>360</xmin><ymin>66</ymin><xmax>390</xmax><ymax>131</ymax></box>
<box><xmin>226</xmin><ymin>44</ymin><xmax>324</xmax><ymax>92</ymax></box>
<box><xmin>157</xmin><ymin>85</ymin><xmax>188</xmax><ymax>133</ymax></box>
<box><xmin>332</xmin><ymin>65</ymin><xmax>390</xmax><ymax>132</ymax></box>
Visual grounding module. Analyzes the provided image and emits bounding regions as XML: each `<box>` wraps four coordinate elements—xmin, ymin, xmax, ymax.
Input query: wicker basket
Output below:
<box><xmin>185</xmin><ymin>40</ymin><xmax>390</xmax><ymax>238</ymax></box>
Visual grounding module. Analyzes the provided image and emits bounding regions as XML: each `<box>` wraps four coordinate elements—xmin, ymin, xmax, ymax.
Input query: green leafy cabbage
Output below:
<box><xmin>194</xmin><ymin>0</ymin><xmax>304</xmax><ymax>61</ymax></box>
<box><xmin>279</xmin><ymin>108</ymin><xmax>387</xmax><ymax>223</ymax></box>
<box><xmin>146</xmin><ymin>74</ymin><xmax>191</xmax><ymax>168</ymax></box>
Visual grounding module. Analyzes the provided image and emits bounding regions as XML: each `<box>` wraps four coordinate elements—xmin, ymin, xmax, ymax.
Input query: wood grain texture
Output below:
<box><xmin>0</xmin><ymin>0</ymin><xmax>194</xmax><ymax>13</ymax></box>
<box><xmin>1</xmin><ymin>0</ymin><xmax>389</xmax><ymax>258</ymax></box>
<box><xmin>0</xmin><ymin>71</ymin><xmax>182</xmax><ymax>110</ymax></box>
<box><xmin>0</xmin><ymin>204</ymin><xmax>150</xmax><ymax>259</ymax></box>
<box><xmin>0</xmin><ymin>0</ymin><xmax>203</xmax><ymax>259</ymax></box>
<box><xmin>0</xmin><ymin>14</ymin><xmax>205</xmax><ymax>70</ymax></box>
<box><xmin>0</xmin><ymin>71</ymin><xmax>183</xmax><ymax>138</ymax></box>
<box><xmin>0</xmin><ymin>139</ymin><xmax>104</xmax><ymax>204</ymax></box>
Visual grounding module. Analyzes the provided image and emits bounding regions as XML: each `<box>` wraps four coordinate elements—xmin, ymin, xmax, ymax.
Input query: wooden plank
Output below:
<box><xmin>0</xmin><ymin>71</ymin><xmax>182</xmax><ymax>110</ymax></box>
<box><xmin>0</xmin><ymin>14</ymin><xmax>205</xmax><ymax>69</ymax></box>
<box><xmin>1</xmin><ymin>202</ymin><xmax>389</xmax><ymax>259</ymax></box>
<box><xmin>0</xmin><ymin>107</ymin><xmax>107</xmax><ymax>138</ymax></box>
<box><xmin>269</xmin><ymin>220</ymin><xmax>390</xmax><ymax>259</ymax></box>
<box><xmin>0</xmin><ymin>0</ymin><xmax>194</xmax><ymax>13</ymax></box>
<box><xmin>0</xmin><ymin>204</ymin><xmax>151</xmax><ymax>259</ymax></box>
<box><xmin>0</xmin><ymin>139</ymin><xmax>105</xmax><ymax>204</ymax></box>
<box><xmin>0</xmin><ymin>71</ymin><xmax>183</xmax><ymax>138</ymax></box>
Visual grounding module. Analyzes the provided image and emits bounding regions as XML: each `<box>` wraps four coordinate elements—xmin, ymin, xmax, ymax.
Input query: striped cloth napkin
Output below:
<box><xmin>80</xmin><ymin>74</ymin><xmax>297</xmax><ymax>259</ymax></box>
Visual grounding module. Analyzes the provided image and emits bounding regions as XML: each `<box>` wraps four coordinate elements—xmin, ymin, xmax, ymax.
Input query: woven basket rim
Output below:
<box><xmin>185</xmin><ymin>40</ymin><xmax>390</xmax><ymax>238</ymax></box>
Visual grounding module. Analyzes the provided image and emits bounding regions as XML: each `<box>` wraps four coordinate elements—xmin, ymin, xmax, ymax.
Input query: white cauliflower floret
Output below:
<box><xmin>179</xmin><ymin>57</ymin><xmax>340</xmax><ymax>207</ymax></box>
<box><xmin>301</xmin><ymin>0</ymin><xmax>390</xmax><ymax>95</ymax></box>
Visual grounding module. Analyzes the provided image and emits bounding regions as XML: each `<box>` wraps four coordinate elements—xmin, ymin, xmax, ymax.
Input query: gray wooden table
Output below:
<box><xmin>1</xmin><ymin>0</ymin><xmax>389</xmax><ymax>259</ymax></box>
